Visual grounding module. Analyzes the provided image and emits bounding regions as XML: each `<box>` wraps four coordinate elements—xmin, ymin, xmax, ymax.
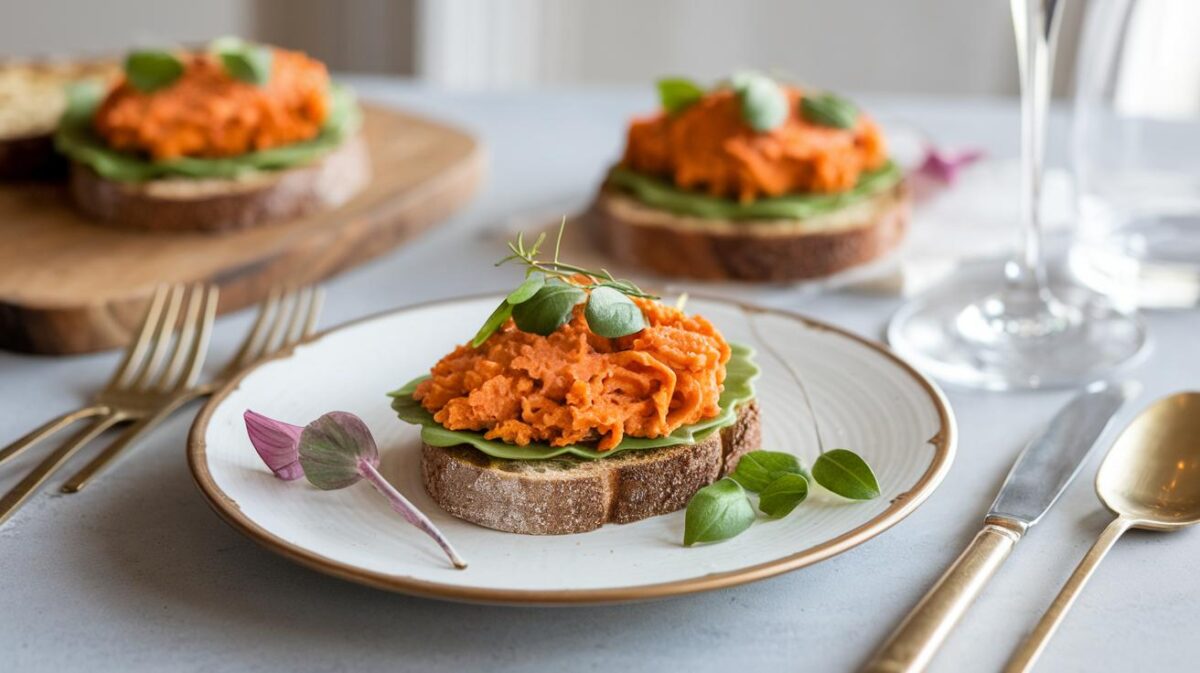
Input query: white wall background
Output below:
<box><xmin>0</xmin><ymin>0</ymin><xmax>1084</xmax><ymax>97</ymax></box>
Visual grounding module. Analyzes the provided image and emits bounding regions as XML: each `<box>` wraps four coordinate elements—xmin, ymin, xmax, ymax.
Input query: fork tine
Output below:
<box><xmin>156</xmin><ymin>284</ymin><xmax>203</xmax><ymax>391</ymax></box>
<box><xmin>261</xmin><ymin>288</ymin><xmax>299</xmax><ymax>357</ymax></box>
<box><xmin>130</xmin><ymin>284</ymin><xmax>185</xmax><ymax>390</ymax></box>
<box><xmin>58</xmin><ymin>286</ymin><xmax>219</xmax><ymax>494</ymax></box>
<box><xmin>107</xmin><ymin>285</ymin><xmax>170</xmax><ymax>389</ymax></box>
<box><xmin>229</xmin><ymin>287</ymin><xmax>282</xmax><ymax>372</ymax></box>
<box><xmin>301</xmin><ymin>286</ymin><xmax>324</xmax><ymax>339</ymax></box>
<box><xmin>177</xmin><ymin>286</ymin><xmax>219</xmax><ymax>390</ymax></box>
<box><xmin>282</xmin><ymin>287</ymin><xmax>315</xmax><ymax>347</ymax></box>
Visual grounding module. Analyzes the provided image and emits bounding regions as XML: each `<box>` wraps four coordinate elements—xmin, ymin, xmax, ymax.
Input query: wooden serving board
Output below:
<box><xmin>0</xmin><ymin>103</ymin><xmax>483</xmax><ymax>355</ymax></box>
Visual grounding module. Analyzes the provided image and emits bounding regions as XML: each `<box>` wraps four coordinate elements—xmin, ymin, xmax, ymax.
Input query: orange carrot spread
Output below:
<box><xmin>94</xmin><ymin>48</ymin><xmax>330</xmax><ymax>160</ymax></box>
<box><xmin>624</xmin><ymin>87</ymin><xmax>886</xmax><ymax>202</ymax></box>
<box><xmin>414</xmin><ymin>296</ymin><xmax>730</xmax><ymax>451</ymax></box>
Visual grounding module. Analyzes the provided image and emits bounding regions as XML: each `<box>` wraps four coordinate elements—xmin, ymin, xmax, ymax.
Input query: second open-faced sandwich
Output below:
<box><xmin>54</xmin><ymin>38</ymin><xmax>368</xmax><ymax>232</ymax></box>
<box><xmin>389</xmin><ymin>224</ymin><xmax>761</xmax><ymax>535</ymax></box>
<box><xmin>586</xmin><ymin>72</ymin><xmax>909</xmax><ymax>281</ymax></box>
<box><xmin>0</xmin><ymin>60</ymin><xmax>116</xmax><ymax>180</ymax></box>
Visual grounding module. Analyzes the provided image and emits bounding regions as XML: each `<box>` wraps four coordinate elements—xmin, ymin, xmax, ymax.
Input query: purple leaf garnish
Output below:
<box><xmin>297</xmin><ymin>411</ymin><xmax>468</xmax><ymax>570</ymax></box>
<box><xmin>298</xmin><ymin>411</ymin><xmax>379</xmax><ymax>490</ymax></box>
<box><xmin>244</xmin><ymin>410</ymin><xmax>304</xmax><ymax>481</ymax></box>
<box><xmin>916</xmin><ymin>146</ymin><xmax>984</xmax><ymax>184</ymax></box>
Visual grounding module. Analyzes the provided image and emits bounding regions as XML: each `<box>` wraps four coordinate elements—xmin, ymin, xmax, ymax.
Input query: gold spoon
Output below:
<box><xmin>1005</xmin><ymin>391</ymin><xmax>1200</xmax><ymax>673</ymax></box>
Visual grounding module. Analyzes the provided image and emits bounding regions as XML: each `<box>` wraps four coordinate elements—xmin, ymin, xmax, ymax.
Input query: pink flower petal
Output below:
<box><xmin>916</xmin><ymin>146</ymin><xmax>985</xmax><ymax>184</ymax></box>
<box><xmin>244</xmin><ymin>410</ymin><xmax>304</xmax><ymax>480</ymax></box>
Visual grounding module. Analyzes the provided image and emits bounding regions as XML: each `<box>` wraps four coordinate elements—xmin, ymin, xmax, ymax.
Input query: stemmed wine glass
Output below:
<box><xmin>887</xmin><ymin>0</ymin><xmax>1147</xmax><ymax>390</ymax></box>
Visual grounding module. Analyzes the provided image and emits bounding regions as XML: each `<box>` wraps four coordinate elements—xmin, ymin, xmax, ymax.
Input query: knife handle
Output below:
<box><xmin>861</xmin><ymin>518</ymin><xmax>1024</xmax><ymax>673</ymax></box>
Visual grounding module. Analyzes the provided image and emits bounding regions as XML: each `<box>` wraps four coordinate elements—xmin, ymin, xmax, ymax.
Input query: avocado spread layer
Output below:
<box><xmin>608</xmin><ymin>160</ymin><xmax>901</xmax><ymax>221</ymax></box>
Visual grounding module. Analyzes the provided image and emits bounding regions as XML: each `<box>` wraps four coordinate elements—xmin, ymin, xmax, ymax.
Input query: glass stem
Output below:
<box><xmin>1009</xmin><ymin>0</ymin><xmax>1064</xmax><ymax>297</ymax></box>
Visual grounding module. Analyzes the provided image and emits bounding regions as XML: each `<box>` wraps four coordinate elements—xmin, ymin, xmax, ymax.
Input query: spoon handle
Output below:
<box><xmin>1005</xmin><ymin>516</ymin><xmax>1133</xmax><ymax>673</ymax></box>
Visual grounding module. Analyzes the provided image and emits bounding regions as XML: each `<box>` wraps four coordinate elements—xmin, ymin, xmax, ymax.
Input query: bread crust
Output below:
<box><xmin>0</xmin><ymin>132</ymin><xmax>63</xmax><ymax>180</ymax></box>
<box><xmin>421</xmin><ymin>400</ymin><xmax>762</xmax><ymax>535</ymax></box>
<box><xmin>68</xmin><ymin>133</ymin><xmax>370</xmax><ymax>232</ymax></box>
<box><xmin>584</xmin><ymin>179</ymin><xmax>910</xmax><ymax>281</ymax></box>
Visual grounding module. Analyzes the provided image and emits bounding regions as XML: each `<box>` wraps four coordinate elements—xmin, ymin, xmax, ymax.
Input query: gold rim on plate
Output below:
<box><xmin>187</xmin><ymin>293</ymin><xmax>957</xmax><ymax>605</ymax></box>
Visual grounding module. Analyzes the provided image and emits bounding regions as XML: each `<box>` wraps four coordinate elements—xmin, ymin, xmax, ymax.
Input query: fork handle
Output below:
<box><xmin>61</xmin><ymin>394</ymin><xmax>197</xmax><ymax>493</ymax></box>
<box><xmin>862</xmin><ymin>519</ymin><xmax>1024</xmax><ymax>673</ymax></box>
<box><xmin>0</xmin><ymin>413</ymin><xmax>125</xmax><ymax>527</ymax></box>
<box><xmin>1003</xmin><ymin>516</ymin><xmax>1132</xmax><ymax>673</ymax></box>
<box><xmin>0</xmin><ymin>406</ymin><xmax>109</xmax><ymax>466</ymax></box>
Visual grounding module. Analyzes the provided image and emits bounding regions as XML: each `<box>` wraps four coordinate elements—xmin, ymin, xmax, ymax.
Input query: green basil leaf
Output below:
<box><xmin>758</xmin><ymin>473</ymin><xmax>809</xmax><ymax>518</ymax></box>
<box><xmin>812</xmin><ymin>449</ymin><xmax>880</xmax><ymax>500</ymax></box>
<box><xmin>470</xmin><ymin>300</ymin><xmax>512</xmax><ymax>348</ymax></box>
<box><xmin>584</xmin><ymin>286</ymin><xmax>645</xmax><ymax>338</ymax></box>
<box><xmin>124</xmin><ymin>50</ymin><xmax>184</xmax><ymax>93</ymax></box>
<box><xmin>800</xmin><ymin>93</ymin><xmax>858</xmax><ymax>129</ymax></box>
<box><xmin>732</xmin><ymin>72</ymin><xmax>788</xmax><ymax>132</ymax></box>
<box><xmin>657</xmin><ymin>77</ymin><xmax>705</xmax><ymax>115</ymax></box>
<box><xmin>214</xmin><ymin>37</ymin><xmax>273</xmax><ymax>85</ymax></box>
<box><xmin>730</xmin><ymin>450</ymin><xmax>803</xmax><ymax>492</ymax></box>
<box><xmin>506</xmin><ymin>273</ymin><xmax>545</xmax><ymax>305</ymax></box>
<box><xmin>511</xmin><ymin>283</ymin><xmax>586</xmax><ymax>336</ymax></box>
<box><xmin>683</xmin><ymin>478</ymin><xmax>755</xmax><ymax>546</ymax></box>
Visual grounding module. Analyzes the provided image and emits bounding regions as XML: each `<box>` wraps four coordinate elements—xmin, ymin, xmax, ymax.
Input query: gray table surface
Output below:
<box><xmin>2</xmin><ymin>78</ymin><xmax>1197</xmax><ymax>673</ymax></box>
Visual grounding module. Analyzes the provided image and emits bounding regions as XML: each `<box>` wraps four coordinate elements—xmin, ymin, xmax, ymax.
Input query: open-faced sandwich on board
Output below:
<box><xmin>0</xmin><ymin>60</ymin><xmax>116</xmax><ymax>180</ymax></box>
<box><xmin>586</xmin><ymin>72</ymin><xmax>909</xmax><ymax>281</ymax></box>
<box><xmin>389</xmin><ymin>224</ymin><xmax>762</xmax><ymax>535</ymax></box>
<box><xmin>54</xmin><ymin>38</ymin><xmax>368</xmax><ymax>232</ymax></box>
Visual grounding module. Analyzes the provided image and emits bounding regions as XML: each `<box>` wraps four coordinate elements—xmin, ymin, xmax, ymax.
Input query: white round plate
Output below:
<box><xmin>189</xmin><ymin>295</ymin><xmax>955</xmax><ymax>605</ymax></box>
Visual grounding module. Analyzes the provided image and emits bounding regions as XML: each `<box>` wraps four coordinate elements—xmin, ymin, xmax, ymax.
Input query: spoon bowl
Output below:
<box><xmin>1006</xmin><ymin>391</ymin><xmax>1200</xmax><ymax>673</ymax></box>
<box><xmin>1097</xmin><ymin>392</ymin><xmax>1200</xmax><ymax>529</ymax></box>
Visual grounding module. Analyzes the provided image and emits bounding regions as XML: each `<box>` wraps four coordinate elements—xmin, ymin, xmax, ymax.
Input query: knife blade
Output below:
<box><xmin>988</xmin><ymin>381</ymin><xmax>1138</xmax><ymax>530</ymax></box>
<box><xmin>862</xmin><ymin>380</ymin><xmax>1137</xmax><ymax>673</ymax></box>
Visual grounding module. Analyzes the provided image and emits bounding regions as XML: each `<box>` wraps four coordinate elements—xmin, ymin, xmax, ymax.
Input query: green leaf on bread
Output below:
<box><xmin>607</xmin><ymin>160</ymin><xmax>901</xmax><ymax>221</ymax></box>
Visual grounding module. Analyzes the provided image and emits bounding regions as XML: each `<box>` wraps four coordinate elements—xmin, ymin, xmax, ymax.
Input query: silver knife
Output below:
<box><xmin>861</xmin><ymin>381</ymin><xmax>1137</xmax><ymax>673</ymax></box>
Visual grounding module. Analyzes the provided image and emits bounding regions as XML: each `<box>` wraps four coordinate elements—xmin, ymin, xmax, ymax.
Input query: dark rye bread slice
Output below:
<box><xmin>421</xmin><ymin>400</ymin><xmax>761</xmax><ymax>535</ymax></box>
<box><xmin>585</xmin><ymin>179</ymin><xmax>910</xmax><ymax>282</ymax></box>
<box><xmin>0</xmin><ymin>133</ymin><xmax>62</xmax><ymax>180</ymax></box>
<box><xmin>68</xmin><ymin>133</ymin><xmax>370</xmax><ymax>232</ymax></box>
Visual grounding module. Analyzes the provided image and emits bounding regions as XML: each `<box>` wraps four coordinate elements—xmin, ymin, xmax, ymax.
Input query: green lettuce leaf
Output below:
<box><xmin>54</xmin><ymin>81</ymin><xmax>361</xmax><ymax>182</ymax></box>
<box><xmin>607</xmin><ymin>160</ymin><xmax>901</xmax><ymax>221</ymax></box>
<box><xmin>388</xmin><ymin>343</ymin><xmax>759</xmax><ymax>460</ymax></box>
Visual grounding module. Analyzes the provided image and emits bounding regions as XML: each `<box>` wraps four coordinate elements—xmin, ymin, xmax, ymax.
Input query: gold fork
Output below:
<box><xmin>58</xmin><ymin>285</ymin><xmax>324</xmax><ymax>493</ymax></box>
<box><xmin>0</xmin><ymin>283</ymin><xmax>218</xmax><ymax>526</ymax></box>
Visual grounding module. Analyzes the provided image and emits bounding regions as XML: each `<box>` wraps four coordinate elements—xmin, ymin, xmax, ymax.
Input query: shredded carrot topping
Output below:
<box><xmin>623</xmin><ymin>87</ymin><xmax>887</xmax><ymax>202</ymax></box>
<box><xmin>94</xmin><ymin>48</ymin><xmax>330</xmax><ymax>160</ymax></box>
<box><xmin>414</xmin><ymin>297</ymin><xmax>730</xmax><ymax>451</ymax></box>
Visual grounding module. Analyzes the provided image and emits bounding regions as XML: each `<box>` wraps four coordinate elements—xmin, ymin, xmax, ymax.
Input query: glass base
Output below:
<box><xmin>887</xmin><ymin>265</ymin><xmax>1148</xmax><ymax>391</ymax></box>
<box><xmin>1070</xmin><ymin>213</ymin><xmax>1200</xmax><ymax>308</ymax></box>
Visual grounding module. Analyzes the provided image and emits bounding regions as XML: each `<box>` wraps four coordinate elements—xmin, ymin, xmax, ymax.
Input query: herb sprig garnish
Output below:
<box><xmin>683</xmin><ymin>448</ymin><xmax>881</xmax><ymax>546</ymax></box>
<box><xmin>472</xmin><ymin>219</ymin><xmax>658</xmax><ymax>347</ymax></box>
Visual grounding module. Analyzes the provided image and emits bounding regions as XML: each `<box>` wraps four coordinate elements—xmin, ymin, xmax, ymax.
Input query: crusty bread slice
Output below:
<box><xmin>585</xmin><ymin>179</ymin><xmax>910</xmax><ymax>282</ymax></box>
<box><xmin>68</xmin><ymin>133</ymin><xmax>370</xmax><ymax>232</ymax></box>
<box><xmin>421</xmin><ymin>400</ymin><xmax>761</xmax><ymax>535</ymax></box>
<box><xmin>0</xmin><ymin>60</ymin><xmax>116</xmax><ymax>180</ymax></box>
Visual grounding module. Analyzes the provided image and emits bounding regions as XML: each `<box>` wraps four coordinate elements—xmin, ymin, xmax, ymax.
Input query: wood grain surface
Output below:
<box><xmin>0</xmin><ymin>103</ymin><xmax>484</xmax><ymax>355</ymax></box>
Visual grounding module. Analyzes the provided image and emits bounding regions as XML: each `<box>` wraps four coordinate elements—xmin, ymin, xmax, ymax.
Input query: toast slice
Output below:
<box><xmin>68</xmin><ymin>133</ymin><xmax>370</xmax><ymax>232</ymax></box>
<box><xmin>585</xmin><ymin>180</ymin><xmax>910</xmax><ymax>282</ymax></box>
<box><xmin>0</xmin><ymin>61</ymin><xmax>116</xmax><ymax>180</ymax></box>
<box><xmin>421</xmin><ymin>400</ymin><xmax>761</xmax><ymax>535</ymax></box>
